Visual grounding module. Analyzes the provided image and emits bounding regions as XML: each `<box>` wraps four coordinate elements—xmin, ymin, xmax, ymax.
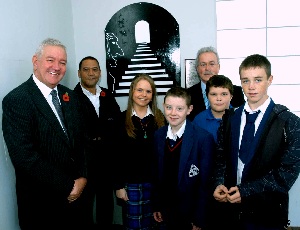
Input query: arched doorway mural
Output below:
<box><xmin>105</xmin><ymin>2</ymin><xmax>180</xmax><ymax>96</ymax></box>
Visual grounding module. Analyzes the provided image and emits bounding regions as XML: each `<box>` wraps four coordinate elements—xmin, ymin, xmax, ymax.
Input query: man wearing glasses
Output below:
<box><xmin>187</xmin><ymin>46</ymin><xmax>245</xmax><ymax>121</ymax></box>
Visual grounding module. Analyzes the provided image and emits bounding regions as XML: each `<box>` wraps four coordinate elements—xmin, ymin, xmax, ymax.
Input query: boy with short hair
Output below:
<box><xmin>212</xmin><ymin>54</ymin><xmax>300</xmax><ymax>230</ymax></box>
<box><xmin>152</xmin><ymin>86</ymin><xmax>215</xmax><ymax>230</ymax></box>
<box><xmin>193</xmin><ymin>74</ymin><xmax>234</xmax><ymax>143</ymax></box>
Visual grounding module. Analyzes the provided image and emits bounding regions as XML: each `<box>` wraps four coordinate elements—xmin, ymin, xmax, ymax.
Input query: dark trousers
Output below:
<box><xmin>86</xmin><ymin>140</ymin><xmax>114</xmax><ymax>229</ymax></box>
<box><xmin>205</xmin><ymin>201</ymin><xmax>286</xmax><ymax>230</ymax></box>
<box><xmin>84</xmin><ymin>177</ymin><xmax>114</xmax><ymax>229</ymax></box>
<box><xmin>18</xmin><ymin>189</ymin><xmax>89</xmax><ymax>230</ymax></box>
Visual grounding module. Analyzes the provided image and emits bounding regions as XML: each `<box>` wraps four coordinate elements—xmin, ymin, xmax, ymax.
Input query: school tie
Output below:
<box><xmin>239</xmin><ymin>110</ymin><xmax>260</xmax><ymax>164</ymax></box>
<box><xmin>167</xmin><ymin>137</ymin><xmax>177</xmax><ymax>148</ymax></box>
<box><xmin>51</xmin><ymin>89</ymin><xmax>68</xmax><ymax>135</ymax></box>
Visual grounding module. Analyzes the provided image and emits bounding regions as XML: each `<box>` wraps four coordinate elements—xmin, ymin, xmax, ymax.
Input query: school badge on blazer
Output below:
<box><xmin>189</xmin><ymin>164</ymin><xmax>199</xmax><ymax>177</ymax></box>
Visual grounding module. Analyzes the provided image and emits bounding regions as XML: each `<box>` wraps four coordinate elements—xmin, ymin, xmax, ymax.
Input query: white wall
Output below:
<box><xmin>0</xmin><ymin>0</ymin><xmax>299</xmax><ymax>229</ymax></box>
<box><xmin>0</xmin><ymin>0</ymin><xmax>76</xmax><ymax>229</ymax></box>
<box><xmin>71</xmin><ymin>0</ymin><xmax>216</xmax><ymax>111</ymax></box>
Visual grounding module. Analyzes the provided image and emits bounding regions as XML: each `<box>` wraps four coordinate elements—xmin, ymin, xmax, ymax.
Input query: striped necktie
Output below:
<box><xmin>51</xmin><ymin>89</ymin><xmax>68</xmax><ymax>135</ymax></box>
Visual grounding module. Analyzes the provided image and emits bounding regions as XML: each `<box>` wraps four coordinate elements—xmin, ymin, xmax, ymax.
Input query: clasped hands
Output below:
<box><xmin>67</xmin><ymin>177</ymin><xmax>87</xmax><ymax>203</ymax></box>
<box><xmin>213</xmin><ymin>184</ymin><xmax>241</xmax><ymax>203</ymax></box>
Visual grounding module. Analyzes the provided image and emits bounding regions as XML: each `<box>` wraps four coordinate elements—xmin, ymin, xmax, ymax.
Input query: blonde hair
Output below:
<box><xmin>125</xmin><ymin>73</ymin><xmax>165</xmax><ymax>138</ymax></box>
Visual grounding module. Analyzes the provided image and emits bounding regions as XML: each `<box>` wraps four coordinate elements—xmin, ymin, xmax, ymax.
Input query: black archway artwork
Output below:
<box><xmin>105</xmin><ymin>2</ymin><xmax>180</xmax><ymax>96</ymax></box>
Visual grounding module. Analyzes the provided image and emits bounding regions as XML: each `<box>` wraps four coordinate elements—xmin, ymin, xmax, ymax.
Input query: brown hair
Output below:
<box><xmin>205</xmin><ymin>74</ymin><xmax>234</xmax><ymax>96</ymax></box>
<box><xmin>164</xmin><ymin>86</ymin><xmax>192</xmax><ymax>107</ymax></box>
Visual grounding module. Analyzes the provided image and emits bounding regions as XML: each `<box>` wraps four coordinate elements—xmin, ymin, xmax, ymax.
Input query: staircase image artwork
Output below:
<box><xmin>104</xmin><ymin>2</ymin><xmax>180</xmax><ymax>97</ymax></box>
<box><xmin>115</xmin><ymin>42</ymin><xmax>174</xmax><ymax>96</ymax></box>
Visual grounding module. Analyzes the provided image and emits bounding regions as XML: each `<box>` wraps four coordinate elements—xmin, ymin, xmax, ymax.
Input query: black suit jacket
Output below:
<box><xmin>2</xmin><ymin>76</ymin><xmax>88</xmax><ymax>229</ymax></box>
<box><xmin>187</xmin><ymin>82</ymin><xmax>245</xmax><ymax>121</ymax></box>
<box><xmin>74</xmin><ymin>83</ymin><xmax>121</xmax><ymax>177</ymax></box>
<box><xmin>74</xmin><ymin>83</ymin><xmax>121</xmax><ymax>142</ymax></box>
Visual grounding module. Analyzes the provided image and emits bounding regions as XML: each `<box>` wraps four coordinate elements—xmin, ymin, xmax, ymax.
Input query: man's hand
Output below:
<box><xmin>67</xmin><ymin>177</ymin><xmax>87</xmax><ymax>203</ymax></box>
<box><xmin>153</xmin><ymin>212</ymin><xmax>163</xmax><ymax>223</ymax></box>
<box><xmin>192</xmin><ymin>223</ymin><xmax>201</xmax><ymax>230</ymax></box>
<box><xmin>116</xmin><ymin>188</ymin><xmax>129</xmax><ymax>201</ymax></box>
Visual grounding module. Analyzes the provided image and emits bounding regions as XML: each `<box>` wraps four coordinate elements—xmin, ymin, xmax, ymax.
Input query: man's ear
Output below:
<box><xmin>78</xmin><ymin>70</ymin><xmax>81</xmax><ymax>78</ymax></box>
<box><xmin>32</xmin><ymin>55</ymin><xmax>38</xmax><ymax>69</ymax></box>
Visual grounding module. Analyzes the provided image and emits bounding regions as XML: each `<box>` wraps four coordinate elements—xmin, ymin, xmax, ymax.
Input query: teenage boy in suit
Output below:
<box><xmin>212</xmin><ymin>54</ymin><xmax>300</xmax><ymax>230</ymax></box>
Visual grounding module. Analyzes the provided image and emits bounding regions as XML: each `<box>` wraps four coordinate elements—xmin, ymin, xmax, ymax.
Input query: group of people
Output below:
<box><xmin>2</xmin><ymin>37</ymin><xmax>300</xmax><ymax>230</ymax></box>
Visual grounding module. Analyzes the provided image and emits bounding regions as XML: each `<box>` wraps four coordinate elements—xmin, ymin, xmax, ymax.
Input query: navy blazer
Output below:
<box><xmin>214</xmin><ymin>101</ymin><xmax>300</xmax><ymax>227</ymax></box>
<box><xmin>2</xmin><ymin>76</ymin><xmax>88</xmax><ymax>227</ymax></box>
<box><xmin>152</xmin><ymin>119</ymin><xmax>215</xmax><ymax>228</ymax></box>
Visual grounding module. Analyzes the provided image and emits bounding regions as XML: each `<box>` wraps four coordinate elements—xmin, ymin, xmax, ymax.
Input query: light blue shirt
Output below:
<box><xmin>201</xmin><ymin>81</ymin><xmax>209</xmax><ymax>109</ymax></box>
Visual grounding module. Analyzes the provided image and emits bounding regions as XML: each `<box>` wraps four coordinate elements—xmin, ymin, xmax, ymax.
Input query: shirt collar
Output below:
<box><xmin>132</xmin><ymin>105</ymin><xmax>153</xmax><ymax>118</ymax></box>
<box><xmin>244</xmin><ymin>97</ymin><xmax>271</xmax><ymax>116</ymax></box>
<box><xmin>32</xmin><ymin>74</ymin><xmax>55</xmax><ymax>98</ymax></box>
<box><xmin>80</xmin><ymin>83</ymin><xmax>101</xmax><ymax>97</ymax></box>
<box><xmin>166</xmin><ymin>120</ymin><xmax>186</xmax><ymax>141</ymax></box>
<box><xmin>207</xmin><ymin>108</ymin><xmax>222</xmax><ymax>120</ymax></box>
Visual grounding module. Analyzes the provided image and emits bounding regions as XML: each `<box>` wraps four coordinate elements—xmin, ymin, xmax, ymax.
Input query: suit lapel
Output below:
<box><xmin>157</xmin><ymin>126</ymin><xmax>168</xmax><ymax>179</ymax></box>
<box><xmin>178</xmin><ymin>121</ymin><xmax>193</xmax><ymax>184</ymax></box>
<box><xmin>27</xmin><ymin>78</ymin><xmax>69</xmax><ymax>144</ymax></box>
<box><xmin>57</xmin><ymin>85</ymin><xmax>73</xmax><ymax>144</ymax></box>
<box><xmin>242</xmin><ymin>100</ymin><xmax>275</xmax><ymax>177</ymax></box>
<box><xmin>74</xmin><ymin>83</ymin><xmax>98</xmax><ymax>119</ymax></box>
<box><xmin>231</xmin><ymin>106</ymin><xmax>244</xmax><ymax>172</ymax></box>
<box><xmin>198</xmin><ymin>83</ymin><xmax>206</xmax><ymax>111</ymax></box>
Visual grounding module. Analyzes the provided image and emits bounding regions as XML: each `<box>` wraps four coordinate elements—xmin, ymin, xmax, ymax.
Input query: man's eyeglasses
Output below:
<box><xmin>198</xmin><ymin>62</ymin><xmax>218</xmax><ymax>68</ymax></box>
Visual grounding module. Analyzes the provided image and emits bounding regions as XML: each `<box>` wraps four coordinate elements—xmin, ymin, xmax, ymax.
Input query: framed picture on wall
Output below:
<box><xmin>185</xmin><ymin>59</ymin><xmax>200</xmax><ymax>88</ymax></box>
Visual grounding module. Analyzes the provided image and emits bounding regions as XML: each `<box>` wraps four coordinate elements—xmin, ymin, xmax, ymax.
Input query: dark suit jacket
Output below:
<box><xmin>214</xmin><ymin>101</ymin><xmax>300</xmax><ymax>228</ymax></box>
<box><xmin>152</xmin><ymin>120</ymin><xmax>215</xmax><ymax>228</ymax></box>
<box><xmin>74</xmin><ymin>83</ymin><xmax>121</xmax><ymax>179</ymax></box>
<box><xmin>187</xmin><ymin>82</ymin><xmax>245</xmax><ymax>121</ymax></box>
<box><xmin>2</xmin><ymin>76</ymin><xmax>88</xmax><ymax>229</ymax></box>
<box><xmin>73</xmin><ymin>83</ymin><xmax>121</xmax><ymax>225</ymax></box>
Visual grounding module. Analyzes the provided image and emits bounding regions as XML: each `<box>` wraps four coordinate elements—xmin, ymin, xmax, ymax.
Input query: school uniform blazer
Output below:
<box><xmin>152</xmin><ymin>119</ymin><xmax>215</xmax><ymax>228</ymax></box>
<box><xmin>214</xmin><ymin>101</ymin><xmax>300</xmax><ymax>226</ymax></box>
<box><xmin>2</xmin><ymin>76</ymin><xmax>87</xmax><ymax>221</ymax></box>
<box><xmin>187</xmin><ymin>82</ymin><xmax>245</xmax><ymax>121</ymax></box>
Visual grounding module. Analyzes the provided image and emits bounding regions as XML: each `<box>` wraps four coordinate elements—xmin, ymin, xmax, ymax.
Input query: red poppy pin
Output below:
<box><xmin>63</xmin><ymin>92</ymin><xmax>70</xmax><ymax>102</ymax></box>
<box><xmin>100</xmin><ymin>91</ymin><xmax>106</xmax><ymax>97</ymax></box>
